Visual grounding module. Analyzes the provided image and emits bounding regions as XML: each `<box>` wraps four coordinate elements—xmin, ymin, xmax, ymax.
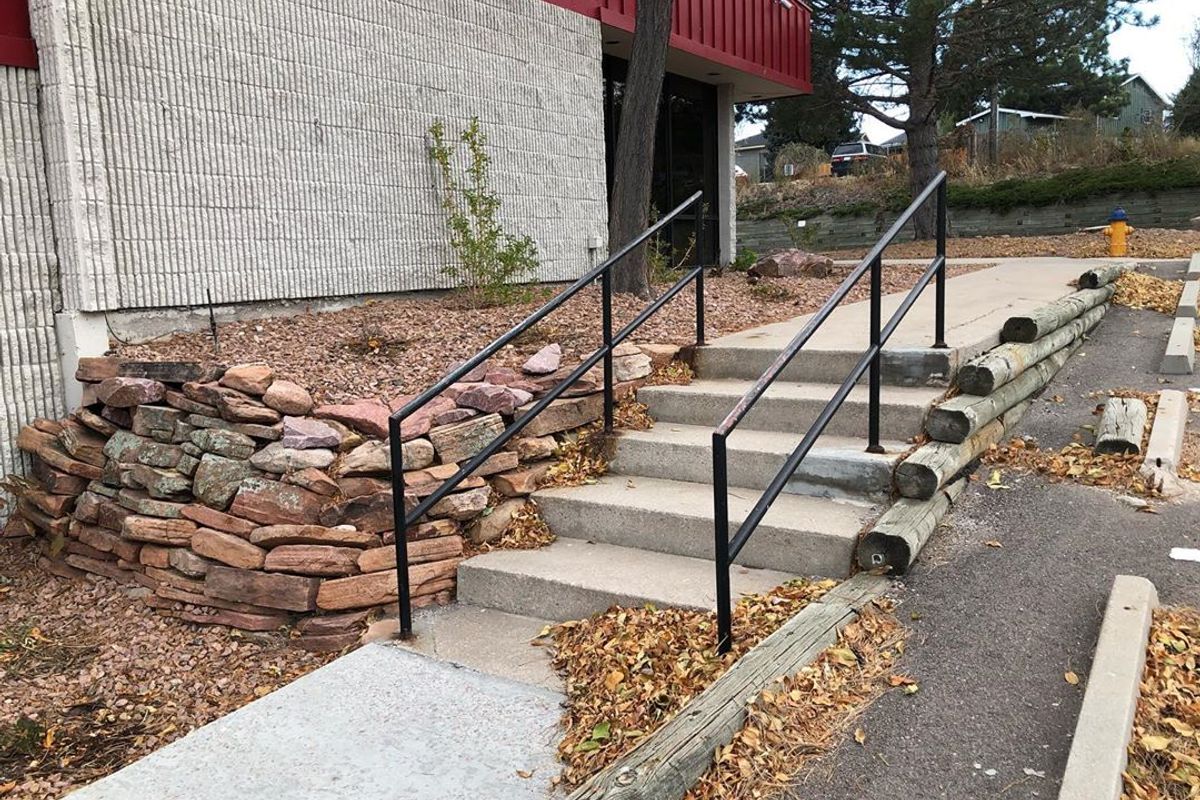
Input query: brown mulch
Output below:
<box><xmin>1123</xmin><ymin>606</ymin><xmax>1200</xmax><ymax>799</ymax></box>
<box><xmin>0</xmin><ymin>540</ymin><xmax>335</xmax><ymax>798</ymax></box>
<box><xmin>824</xmin><ymin>228</ymin><xmax>1200</xmax><ymax>261</ymax></box>
<box><xmin>111</xmin><ymin>266</ymin><xmax>982</xmax><ymax>405</ymax></box>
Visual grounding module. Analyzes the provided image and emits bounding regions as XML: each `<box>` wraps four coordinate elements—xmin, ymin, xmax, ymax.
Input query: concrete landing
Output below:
<box><xmin>699</xmin><ymin>258</ymin><xmax>1088</xmax><ymax>382</ymax></box>
<box><xmin>68</xmin><ymin>644</ymin><xmax>564</xmax><ymax>800</ymax></box>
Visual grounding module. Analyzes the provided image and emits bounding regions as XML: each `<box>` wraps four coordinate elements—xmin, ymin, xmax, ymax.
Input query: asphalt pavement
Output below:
<box><xmin>787</xmin><ymin>287</ymin><xmax>1200</xmax><ymax>799</ymax></box>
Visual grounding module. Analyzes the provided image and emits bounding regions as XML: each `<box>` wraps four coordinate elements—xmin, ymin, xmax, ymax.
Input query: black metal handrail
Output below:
<box><xmin>711</xmin><ymin>171</ymin><xmax>949</xmax><ymax>653</ymax></box>
<box><xmin>389</xmin><ymin>190</ymin><xmax>707</xmax><ymax>638</ymax></box>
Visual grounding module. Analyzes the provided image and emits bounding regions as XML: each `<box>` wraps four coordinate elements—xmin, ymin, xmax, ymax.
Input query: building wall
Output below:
<box><xmin>30</xmin><ymin>0</ymin><xmax>609</xmax><ymax>313</ymax></box>
<box><xmin>0</xmin><ymin>65</ymin><xmax>65</xmax><ymax>503</ymax></box>
<box><xmin>1099</xmin><ymin>79</ymin><xmax>1169</xmax><ymax>136</ymax></box>
<box><xmin>738</xmin><ymin>188</ymin><xmax>1200</xmax><ymax>252</ymax></box>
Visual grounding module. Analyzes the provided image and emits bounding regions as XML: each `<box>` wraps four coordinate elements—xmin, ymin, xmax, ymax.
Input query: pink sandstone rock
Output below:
<box><xmin>522</xmin><ymin>343</ymin><xmax>562</xmax><ymax>375</ymax></box>
<box><xmin>313</xmin><ymin>398</ymin><xmax>391</xmax><ymax>439</ymax></box>
<box><xmin>96</xmin><ymin>377</ymin><xmax>166</xmax><ymax>408</ymax></box>
<box><xmin>456</xmin><ymin>384</ymin><xmax>533</xmax><ymax>416</ymax></box>
<box><xmin>262</xmin><ymin>380</ymin><xmax>314</xmax><ymax>415</ymax></box>
<box><xmin>282</xmin><ymin>416</ymin><xmax>342</xmax><ymax>450</ymax></box>
<box><xmin>220</xmin><ymin>363</ymin><xmax>275</xmax><ymax>395</ymax></box>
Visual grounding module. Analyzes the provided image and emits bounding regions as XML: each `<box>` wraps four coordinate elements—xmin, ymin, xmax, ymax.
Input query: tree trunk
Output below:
<box><xmin>906</xmin><ymin>103</ymin><xmax>939</xmax><ymax>239</ymax></box>
<box><xmin>608</xmin><ymin>0</ymin><xmax>673</xmax><ymax>298</ymax></box>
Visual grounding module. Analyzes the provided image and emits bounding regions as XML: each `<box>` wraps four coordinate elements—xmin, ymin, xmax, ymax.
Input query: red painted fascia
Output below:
<box><xmin>0</xmin><ymin>0</ymin><xmax>36</xmax><ymax>68</ymax></box>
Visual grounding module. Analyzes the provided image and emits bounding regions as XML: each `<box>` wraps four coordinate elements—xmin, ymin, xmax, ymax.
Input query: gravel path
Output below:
<box><xmin>786</xmin><ymin>295</ymin><xmax>1200</xmax><ymax>799</ymax></box>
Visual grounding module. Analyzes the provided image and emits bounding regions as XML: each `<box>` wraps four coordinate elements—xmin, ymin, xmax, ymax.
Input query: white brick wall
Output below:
<box><xmin>31</xmin><ymin>0</ymin><xmax>609</xmax><ymax>312</ymax></box>
<box><xmin>0</xmin><ymin>66</ymin><xmax>65</xmax><ymax>501</ymax></box>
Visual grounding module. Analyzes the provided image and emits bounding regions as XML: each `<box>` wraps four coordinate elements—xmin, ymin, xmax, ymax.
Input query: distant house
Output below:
<box><xmin>955</xmin><ymin>107</ymin><xmax>1070</xmax><ymax>137</ymax></box>
<box><xmin>1097</xmin><ymin>75</ymin><xmax>1172</xmax><ymax>135</ymax></box>
<box><xmin>879</xmin><ymin>131</ymin><xmax>907</xmax><ymax>154</ymax></box>
<box><xmin>735</xmin><ymin>133</ymin><xmax>770</xmax><ymax>182</ymax></box>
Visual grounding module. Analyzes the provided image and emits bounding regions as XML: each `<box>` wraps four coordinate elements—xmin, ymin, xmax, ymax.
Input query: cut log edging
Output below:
<box><xmin>1077</xmin><ymin>263</ymin><xmax>1128</xmax><ymax>290</ymax></box>
<box><xmin>1000</xmin><ymin>286</ymin><xmax>1114</xmax><ymax>343</ymax></box>
<box><xmin>957</xmin><ymin>304</ymin><xmax>1106</xmax><ymax>396</ymax></box>
<box><xmin>1094</xmin><ymin>397</ymin><xmax>1148</xmax><ymax>456</ymax></box>
<box><xmin>896</xmin><ymin>401</ymin><xmax>1030</xmax><ymax>500</ymax></box>
<box><xmin>856</xmin><ymin>478</ymin><xmax>966</xmax><ymax>573</ymax></box>
<box><xmin>1058</xmin><ymin>575</ymin><xmax>1158</xmax><ymax>800</ymax></box>
<box><xmin>566</xmin><ymin>574</ymin><xmax>889</xmax><ymax>800</ymax></box>
<box><xmin>928</xmin><ymin>339</ymin><xmax>1081</xmax><ymax>444</ymax></box>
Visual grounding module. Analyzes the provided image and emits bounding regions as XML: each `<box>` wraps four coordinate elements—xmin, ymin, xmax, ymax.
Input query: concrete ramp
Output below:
<box><xmin>68</xmin><ymin>644</ymin><xmax>563</xmax><ymax>800</ymax></box>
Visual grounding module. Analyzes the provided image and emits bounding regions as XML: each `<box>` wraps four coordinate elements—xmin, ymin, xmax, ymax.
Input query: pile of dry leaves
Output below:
<box><xmin>465</xmin><ymin>501</ymin><xmax>556</xmax><ymax>556</ymax></box>
<box><xmin>1124</xmin><ymin>606</ymin><xmax>1200</xmax><ymax>798</ymax></box>
<box><xmin>545</xmin><ymin>579</ymin><xmax>838</xmax><ymax>787</ymax></box>
<box><xmin>1112</xmin><ymin>271</ymin><xmax>1183</xmax><ymax>315</ymax></box>
<box><xmin>686</xmin><ymin>608</ymin><xmax>906</xmax><ymax>800</ymax></box>
<box><xmin>984</xmin><ymin>390</ymin><xmax>1160</xmax><ymax>497</ymax></box>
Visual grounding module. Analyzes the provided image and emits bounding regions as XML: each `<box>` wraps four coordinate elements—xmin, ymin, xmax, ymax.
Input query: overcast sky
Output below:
<box><xmin>738</xmin><ymin>1</ymin><xmax>1200</xmax><ymax>144</ymax></box>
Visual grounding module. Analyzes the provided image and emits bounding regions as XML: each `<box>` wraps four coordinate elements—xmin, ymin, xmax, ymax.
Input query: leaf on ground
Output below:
<box><xmin>1065</xmin><ymin>671</ymin><xmax>1080</xmax><ymax>686</ymax></box>
<box><xmin>854</xmin><ymin>727</ymin><xmax>867</xmax><ymax>745</ymax></box>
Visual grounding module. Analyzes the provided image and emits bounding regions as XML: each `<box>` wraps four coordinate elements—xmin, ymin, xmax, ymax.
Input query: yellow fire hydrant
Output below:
<box><xmin>1103</xmin><ymin>207</ymin><xmax>1134</xmax><ymax>257</ymax></box>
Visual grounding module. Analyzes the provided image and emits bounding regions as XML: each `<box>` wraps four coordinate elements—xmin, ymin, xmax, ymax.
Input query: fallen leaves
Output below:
<box><xmin>825</xmin><ymin>229</ymin><xmax>1200</xmax><ymax>261</ymax></box>
<box><xmin>1124</xmin><ymin>606</ymin><xmax>1200</xmax><ymax>799</ymax></box>
<box><xmin>645</xmin><ymin>360</ymin><xmax>695</xmax><ymax>387</ymax></box>
<box><xmin>545</xmin><ymin>579</ymin><xmax>838</xmax><ymax>787</ymax></box>
<box><xmin>684</xmin><ymin>609</ymin><xmax>907</xmax><ymax>800</ymax></box>
<box><xmin>1064</xmin><ymin>671</ymin><xmax>1080</xmax><ymax>686</ymax></box>
<box><xmin>1112</xmin><ymin>271</ymin><xmax>1183</xmax><ymax>316</ymax></box>
<box><xmin>542</xmin><ymin>429</ymin><xmax>610</xmax><ymax>488</ymax></box>
<box><xmin>466</xmin><ymin>501</ymin><xmax>556</xmax><ymax>555</ymax></box>
<box><xmin>984</xmin><ymin>439</ymin><xmax>1156</xmax><ymax>496</ymax></box>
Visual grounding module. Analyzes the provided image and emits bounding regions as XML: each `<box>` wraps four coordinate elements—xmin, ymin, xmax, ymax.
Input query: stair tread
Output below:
<box><xmin>615</xmin><ymin>423</ymin><xmax>910</xmax><ymax>458</ymax></box>
<box><xmin>537</xmin><ymin>474</ymin><xmax>872</xmax><ymax>539</ymax></box>
<box><xmin>639</xmin><ymin>377</ymin><xmax>945</xmax><ymax>406</ymax></box>
<box><xmin>459</xmin><ymin>537</ymin><xmax>796</xmax><ymax>612</ymax></box>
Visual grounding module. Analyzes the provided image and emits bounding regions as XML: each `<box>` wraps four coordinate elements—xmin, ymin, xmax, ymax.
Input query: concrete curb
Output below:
<box><xmin>1058</xmin><ymin>575</ymin><xmax>1158</xmax><ymax>800</ymax></box>
<box><xmin>1140</xmin><ymin>389</ymin><xmax>1190</xmax><ymax>495</ymax></box>
<box><xmin>1188</xmin><ymin>252</ymin><xmax>1200</xmax><ymax>280</ymax></box>
<box><xmin>1161</xmin><ymin>316</ymin><xmax>1196</xmax><ymax>374</ymax></box>
<box><xmin>1178</xmin><ymin>280</ymin><xmax>1200</xmax><ymax>319</ymax></box>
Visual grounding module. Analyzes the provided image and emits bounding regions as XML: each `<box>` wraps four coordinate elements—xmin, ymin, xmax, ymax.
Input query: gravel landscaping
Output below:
<box><xmin>0</xmin><ymin>539</ymin><xmax>333</xmax><ymax>797</ymax></box>
<box><xmin>112</xmin><ymin>266</ymin><xmax>984</xmax><ymax>405</ymax></box>
<box><xmin>824</xmin><ymin>228</ymin><xmax>1200</xmax><ymax>261</ymax></box>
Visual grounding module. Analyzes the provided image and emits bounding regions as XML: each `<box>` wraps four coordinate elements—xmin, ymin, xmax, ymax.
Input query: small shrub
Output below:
<box><xmin>773</xmin><ymin>142</ymin><xmax>829</xmax><ymax>181</ymax></box>
<box><xmin>428</xmin><ymin>117</ymin><xmax>539</xmax><ymax>306</ymax></box>
<box><xmin>749</xmin><ymin>282</ymin><xmax>793</xmax><ymax>302</ymax></box>
<box><xmin>731</xmin><ymin>248</ymin><xmax>758</xmax><ymax>272</ymax></box>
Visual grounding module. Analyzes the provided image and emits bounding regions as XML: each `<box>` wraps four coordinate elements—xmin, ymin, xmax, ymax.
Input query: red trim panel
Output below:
<box><xmin>546</xmin><ymin>0</ymin><xmax>811</xmax><ymax>93</ymax></box>
<box><xmin>0</xmin><ymin>0</ymin><xmax>36</xmax><ymax>68</ymax></box>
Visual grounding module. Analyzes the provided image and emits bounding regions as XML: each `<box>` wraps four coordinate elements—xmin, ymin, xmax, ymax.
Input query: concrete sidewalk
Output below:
<box><xmin>718</xmin><ymin>257</ymin><xmax>1090</xmax><ymax>359</ymax></box>
<box><xmin>785</xmin><ymin>296</ymin><xmax>1199</xmax><ymax>799</ymax></box>
<box><xmin>68</xmin><ymin>644</ymin><xmax>564</xmax><ymax>800</ymax></box>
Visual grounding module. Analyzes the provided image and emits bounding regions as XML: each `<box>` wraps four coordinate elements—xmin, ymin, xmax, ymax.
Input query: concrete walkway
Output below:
<box><xmin>786</xmin><ymin>293</ymin><xmax>1200</xmax><ymax>799</ymax></box>
<box><xmin>68</xmin><ymin>644</ymin><xmax>564</xmax><ymax>800</ymax></box>
<box><xmin>722</xmin><ymin>257</ymin><xmax>1089</xmax><ymax>359</ymax></box>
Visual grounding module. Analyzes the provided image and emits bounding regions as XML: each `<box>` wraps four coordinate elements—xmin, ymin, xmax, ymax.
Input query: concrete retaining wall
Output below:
<box><xmin>0</xmin><ymin>65</ymin><xmax>66</xmax><ymax>509</ymax></box>
<box><xmin>738</xmin><ymin>188</ymin><xmax>1200</xmax><ymax>252</ymax></box>
<box><xmin>29</xmin><ymin>0</ymin><xmax>609</xmax><ymax>313</ymax></box>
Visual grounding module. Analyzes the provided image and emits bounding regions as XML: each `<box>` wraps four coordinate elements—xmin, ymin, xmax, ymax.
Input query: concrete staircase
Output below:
<box><xmin>459</xmin><ymin>338</ymin><xmax>948</xmax><ymax>622</ymax></box>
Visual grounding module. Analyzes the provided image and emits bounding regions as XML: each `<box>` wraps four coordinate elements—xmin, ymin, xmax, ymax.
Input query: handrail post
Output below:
<box><xmin>713</xmin><ymin>433</ymin><xmax>733</xmax><ymax>654</ymax></box>
<box><xmin>388</xmin><ymin>417</ymin><xmax>413</xmax><ymax>639</ymax></box>
<box><xmin>602</xmin><ymin>268</ymin><xmax>614</xmax><ymax>433</ymax></box>
<box><xmin>695</xmin><ymin>205</ymin><xmax>706</xmax><ymax>346</ymax></box>
<box><xmin>866</xmin><ymin>254</ymin><xmax>884</xmax><ymax>454</ymax></box>
<box><xmin>934</xmin><ymin>178</ymin><xmax>948</xmax><ymax>348</ymax></box>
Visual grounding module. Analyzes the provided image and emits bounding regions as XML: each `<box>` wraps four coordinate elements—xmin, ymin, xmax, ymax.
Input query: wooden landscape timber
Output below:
<box><xmin>895</xmin><ymin>402</ymin><xmax>1030</xmax><ymax>500</ymax></box>
<box><xmin>1000</xmin><ymin>286</ymin><xmax>1114</xmax><ymax>343</ymax></box>
<box><xmin>1077</xmin><ymin>263</ymin><xmax>1128</xmax><ymax>290</ymax></box>
<box><xmin>857</xmin><ymin>479</ymin><xmax>966</xmax><ymax>574</ymax></box>
<box><xmin>957</xmin><ymin>305</ymin><xmax>1106</xmax><ymax>396</ymax></box>
<box><xmin>1094</xmin><ymin>397</ymin><xmax>1148</xmax><ymax>456</ymax></box>
<box><xmin>926</xmin><ymin>340</ymin><xmax>1080</xmax><ymax>444</ymax></box>
<box><xmin>567</xmin><ymin>575</ymin><xmax>888</xmax><ymax>800</ymax></box>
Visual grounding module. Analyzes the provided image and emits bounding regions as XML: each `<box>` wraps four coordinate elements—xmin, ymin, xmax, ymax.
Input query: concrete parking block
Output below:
<box><xmin>1143</xmin><ymin>389</ymin><xmax>1189</xmax><ymax>473</ymax></box>
<box><xmin>1178</xmin><ymin>280</ymin><xmax>1200</xmax><ymax>319</ymax></box>
<box><xmin>1058</xmin><ymin>575</ymin><xmax>1158</xmax><ymax>800</ymax></box>
<box><xmin>1188</xmin><ymin>252</ymin><xmax>1200</xmax><ymax>280</ymax></box>
<box><xmin>1161</xmin><ymin>316</ymin><xmax>1195</xmax><ymax>374</ymax></box>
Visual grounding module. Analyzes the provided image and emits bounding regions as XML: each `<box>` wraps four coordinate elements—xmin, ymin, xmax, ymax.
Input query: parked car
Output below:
<box><xmin>830</xmin><ymin>141</ymin><xmax>888</xmax><ymax>176</ymax></box>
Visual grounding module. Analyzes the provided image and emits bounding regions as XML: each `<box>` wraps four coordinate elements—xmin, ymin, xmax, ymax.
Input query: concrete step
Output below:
<box><xmin>611</xmin><ymin>423</ymin><xmax>905</xmax><ymax>500</ymax></box>
<box><xmin>457</xmin><ymin>537</ymin><xmax>796</xmax><ymax>622</ymax></box>
<box><xmin>695</xmin><ymin>343</ymin><xmax>959</xmax><ymax>387</ymax></box>
<box><xmin>638</xmin><ymin>378</ymin><xmax>941</xmax><ymax>440</ymax></box>
<box><xmin>534</xmin><ymin>475</ymin><xmax>872</xmax><ymax>576</ymax></box>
